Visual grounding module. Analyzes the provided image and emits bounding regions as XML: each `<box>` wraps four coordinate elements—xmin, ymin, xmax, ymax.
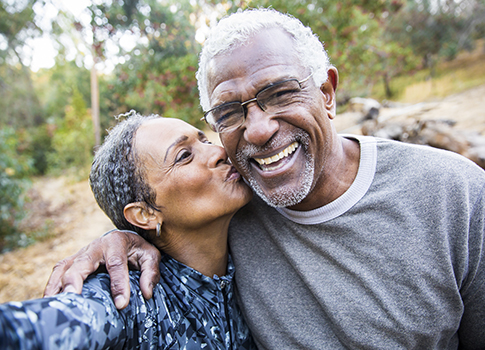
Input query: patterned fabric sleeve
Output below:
<box><xmin>0</xmin><ymin>274</ymin><xmax>128</xmax><ymax>350</ymax></box>
<box><xmin>0</xmin><ymin>257</ymin><xmax>255</xmax><ymax>350</ymax></box>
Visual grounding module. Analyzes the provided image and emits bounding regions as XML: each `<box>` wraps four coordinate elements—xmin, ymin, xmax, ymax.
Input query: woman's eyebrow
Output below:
<box><xmin>164</xmin><ymin>135</ymin><xmax>188</xmax><ymax>162</ymax></box>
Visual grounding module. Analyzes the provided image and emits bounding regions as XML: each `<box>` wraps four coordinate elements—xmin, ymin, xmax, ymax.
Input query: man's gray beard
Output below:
<box><xmin>235</xmin><ymin>131</ymin><xmax>314</xmax><ymax>208</ymax></box>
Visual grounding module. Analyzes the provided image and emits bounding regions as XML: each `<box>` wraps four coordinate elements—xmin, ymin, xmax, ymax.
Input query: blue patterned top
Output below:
<box><xmin>0</xmin><ymin>253</ymin><xmax>256</xmax><ymax>349</ymax></box>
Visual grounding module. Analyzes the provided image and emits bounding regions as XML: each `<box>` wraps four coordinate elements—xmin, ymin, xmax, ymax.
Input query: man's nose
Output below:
<box><xmin>243</xmin><ymin>102</ymin><xmax>279</xmax><ymax>147</ymax></box>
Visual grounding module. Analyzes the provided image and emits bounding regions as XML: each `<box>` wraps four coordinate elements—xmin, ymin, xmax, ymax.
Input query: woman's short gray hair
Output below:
<box><xmin>196</xmin><ymin>8</ymin><xmax>331</xmax><ymax>111</ymax></box>
<box><xmin>89</xmin><ymin>111</ymin><xmax>159</xmax><ymax>239</ymax></box>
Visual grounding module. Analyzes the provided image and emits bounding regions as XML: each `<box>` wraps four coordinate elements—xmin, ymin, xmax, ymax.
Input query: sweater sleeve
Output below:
<box><xmin>458</xmin><ymin>183</ymin><xmax>485</xmax><ymax>350</ymax></box>
<box><xmin>0</xmin><ymin>274</ymin><xmax>127</xmax><ymax>350</ymax></box>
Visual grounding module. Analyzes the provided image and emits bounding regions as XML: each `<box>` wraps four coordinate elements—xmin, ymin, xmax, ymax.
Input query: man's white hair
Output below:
<box><xmin>196</xmin><ymin>8</ymin><xmax>332</xmax><ymax>111</ymax></box>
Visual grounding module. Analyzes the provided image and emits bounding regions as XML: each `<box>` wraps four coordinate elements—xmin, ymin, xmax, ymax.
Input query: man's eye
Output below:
<box><xmin>214</xmin><ymin>105</ymin><xmax>240</xmax><ymax>124</ymax></box>
<box><xmin>175</xmin><ymin>150</ymin><xmax>191</xmax><ymax>163</ymax></box>
<box><xmin>271</xmin><ymin>87</ymin><xmax>299</xmax><ymax>99</ymax></box>
<box><xmin>263</xmin><ymin>88</ymin><xmax>299</xmax><ymax>106</ymax></box>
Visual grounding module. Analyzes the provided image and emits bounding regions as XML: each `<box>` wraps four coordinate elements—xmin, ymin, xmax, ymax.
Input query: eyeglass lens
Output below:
<box><xmin>208</xmin><ymin>79</ymin><xmax>302</xmax><ymax>133</ymax></box>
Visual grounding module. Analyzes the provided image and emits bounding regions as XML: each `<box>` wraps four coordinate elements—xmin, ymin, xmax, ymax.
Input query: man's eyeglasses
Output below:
<box><xmin>202</xmin><ymin>72</ymin><xmax>314</xmax><ymax>133</ymax></box>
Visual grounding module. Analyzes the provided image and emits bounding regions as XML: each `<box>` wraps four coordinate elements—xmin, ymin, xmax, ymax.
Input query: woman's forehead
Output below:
<box><xmin>138</xmin><ymin>118</ymin><xmax>196</xmax><ymax>137</ymax></box>
<box><xmin>142</xmin><ymin>117</ymin><xmax>190</xmax><ymax>129</ymax></box>
<box><xmin>135</xmin><ymin>118</ymin><xmax>199</xmax><ymax>152</ymax></box>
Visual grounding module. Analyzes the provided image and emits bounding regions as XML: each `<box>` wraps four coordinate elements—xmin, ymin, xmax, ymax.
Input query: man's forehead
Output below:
<box><xmin>206</xmin><ymin>29</ymin><xmax>301</xmax><ymax>95</ymax></box>
<box><xmin>209</xmin><ymin>28</ymin><xmax>296</xmax><ymax>67</ymax></box>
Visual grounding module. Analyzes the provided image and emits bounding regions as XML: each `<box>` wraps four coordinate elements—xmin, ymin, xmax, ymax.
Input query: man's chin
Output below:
<box><xmin>250</xmin><ymin>181</ymin><xmax>311</xmax><ymax>208</ymax></box>
<box><xmin>236</xmin><ymin>133</ymin><xmax>315</xmax><ymax>208</ymax></box>
<box><xmin>243</xmin><ymin>160</ymin><xmax>315</xmax><ymax>208</ymax></box>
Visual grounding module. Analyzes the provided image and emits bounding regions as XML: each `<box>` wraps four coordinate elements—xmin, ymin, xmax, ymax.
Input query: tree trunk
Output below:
<box><xmin>383</xmin><ymin>72</ymin><xmax>393</xmax><ymax>99</ymax></box>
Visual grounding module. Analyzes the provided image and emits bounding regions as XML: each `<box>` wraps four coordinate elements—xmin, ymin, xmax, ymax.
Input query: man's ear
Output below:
<box><xmin>124</xmin><ymin>202</ymin><xmax>161</xmax><ymax>231</ymax></box>
<box><xmin>320</xmin><ymin>67</ymin><xmax>339</xmax><ymax>119</ymax></box>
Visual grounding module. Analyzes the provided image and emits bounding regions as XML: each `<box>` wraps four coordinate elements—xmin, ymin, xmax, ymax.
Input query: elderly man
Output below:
<box><xmin>46</xmin><ymin>9</ymin><xmax>485</xmax><ymax>349</ymax></box>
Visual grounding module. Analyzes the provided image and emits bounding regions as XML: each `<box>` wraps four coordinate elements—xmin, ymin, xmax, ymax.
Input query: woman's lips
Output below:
<box><xmin>226</xmin><ymin>166</ymin><xmax>242</xmax><ymax>181</ymax></box>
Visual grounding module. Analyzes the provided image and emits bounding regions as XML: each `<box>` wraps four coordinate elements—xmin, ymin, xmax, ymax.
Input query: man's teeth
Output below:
<box><xmin>254</xmin><ymin>142</ymin><xmax>298</xmax><ymax>166</ymax></box>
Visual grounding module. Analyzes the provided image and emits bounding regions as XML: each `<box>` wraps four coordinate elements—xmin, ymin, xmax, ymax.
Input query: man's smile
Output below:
<box><xmin>252</xmin><ymin>141</ymin><xmax>300</xmax><ymax>172</ymax></box>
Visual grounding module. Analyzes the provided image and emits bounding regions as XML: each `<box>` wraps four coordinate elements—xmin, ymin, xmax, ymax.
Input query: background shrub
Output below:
<box><xmin>0</xmin><ymin>127</ymin><xmax>34</xmax><ymax>251</ymax></box>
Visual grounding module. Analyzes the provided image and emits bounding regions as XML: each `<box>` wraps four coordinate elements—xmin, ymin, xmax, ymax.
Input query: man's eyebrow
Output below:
<box><xmin>164</xmin><ymin>135</ymin><xmax>189</xmax><ymax>163</ymax></box>
<box><xmin>197</xmin><ymin>130</ymin><xmax>206</xmax><ymax>139</ymax></box>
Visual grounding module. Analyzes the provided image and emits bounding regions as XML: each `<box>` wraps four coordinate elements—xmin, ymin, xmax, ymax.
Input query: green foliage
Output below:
<box><xmin>15</xmin><ymin>125</ymin><xmax>54</xmax><ymax>175</ymax></box>
<box><xmin>0</xmin><ymin>62</ymin><xmax>92</xmax><ymax>178</ymax></box>
<box><xmin>108</xmin><ymin>53</ymin><xmax>201</xmax><ymax>126</ymax></box>
<box><xmin>386</xmin><ymin>1</ymin><xmax>471</xmax><ymax>72</ymax></box>
<box><xmin>0</xmin><ymin>127</ymin><xmax>33</xmax><ymax>251</ymax></box>
<box><xmin>90</xmin><ymin>0</ymin><xmax>199</xmax><ymax>58</ymax></box>
<box><xmin>87</xmin><ymin>0</ymin><xmax>203</xmax><ymax>128</ymax></box>
<box><xmin>0</xmin><ymin>0</ymin><xmax>38</xmax><ymax>44</ymax></box>
<box><xmin>47</xmin><ymin>88</ymin><xmax>95</xmax><ymax>176</ymax></box>
<box><xmin>371</xmin><ymin>44</ymin><xmax>485</xmax><ymax>102</ymax></box>
<box><xmin>0</xmin><ymin>0</ymin><xmax>45</xmax><ymax>127</ymax></box>
<box><xmin>0</xmin><ymin>61</ymin><xmax>44</xmax><ymax>128</ymax></box>
<box><xmin>35</xmin><ymin>60</ymin><xmax>91</xmax><ymax>122</ymax></box>
<box><xmin>27</xmin><ymin>125</ymin><xmax>54</xmax><ymax>175</ymax></box>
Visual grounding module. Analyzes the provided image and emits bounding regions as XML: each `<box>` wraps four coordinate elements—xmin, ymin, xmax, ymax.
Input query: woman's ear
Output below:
<box><xmin>124</xmin><ymin>202</ymin><xmax>161</xmax><ymax>231</ymax></box>
<box><xmin>320</xmin><ymin>67</ymin><xmax>339</xmax><ymax>119</ymax></box>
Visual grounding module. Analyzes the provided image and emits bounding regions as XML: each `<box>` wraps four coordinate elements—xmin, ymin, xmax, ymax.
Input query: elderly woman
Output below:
<box><xmin>0</xmin><ymin>112</ymin><xmax>255</xmax><ymax>349</ymax></box>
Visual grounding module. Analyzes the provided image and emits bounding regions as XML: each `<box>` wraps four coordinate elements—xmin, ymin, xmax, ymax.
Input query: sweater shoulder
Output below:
<box><xmin>374</xmin><ymin>137</ymin><xmax>485</xmax><ymax>183</ymax></box>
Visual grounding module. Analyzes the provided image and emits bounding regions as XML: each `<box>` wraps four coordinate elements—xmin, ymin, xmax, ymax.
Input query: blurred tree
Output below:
<box><xmin>17</xmin><ymin>124</ymin><xmax>54</xmax><ymax>175</ymax></box>
<box><xmin>15</xmin><ymin>60</ymin><xmax>91</xmax><ymax>175</ymax></box>
<box><xmin>87</xmin><ymin>0</ymin><xmax>203</xmax><ymax>129</ymax></box>
<box><xmin>0</xmin><ymin>127</ymin><xmax>33</xmax><ymax>251</ymax></box>
<box><xmin>385</xmin><ymin>0</ymin><xmax>483</xmax><ymax>76</ymax></box>
<box><xmin>365</xmin><ymin>41</ymin><xmax>420</xmax><ymax>98</ymax></box>
<box><xmin>466</xmin><ymin>0</ymin><xmax>485</xmax><ymax>45</ymax></box>
<box><xmin>47</xmin><ymin>87</ymin><xmax>94</xmax><ymax>175</ymax></box>
<box><xmin>0</xmin><ymin>0</ymin><xmax>44</xmax><ymax>127</ymax></box>
<box><xmin>35</xmin><ymin>60</ymin><xmax>91</xmax><ymax>121</ymax></box>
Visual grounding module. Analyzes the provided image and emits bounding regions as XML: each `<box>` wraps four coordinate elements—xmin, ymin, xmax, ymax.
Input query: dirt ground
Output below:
<box><xmin>0</xmin><ymin>83</ymin><xmax>484</xmax><ymax>304</ymax></box>
<box><xmin>0</xmin><ymin>178</ymin><xmax>114</xmax><ymax>302</ymax></box>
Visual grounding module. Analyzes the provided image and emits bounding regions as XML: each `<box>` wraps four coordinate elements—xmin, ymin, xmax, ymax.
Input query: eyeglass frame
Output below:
<box><xmin>201</xmin><ymin>71</ymin><xmax>314</xmax><ymax>133</ymax></box>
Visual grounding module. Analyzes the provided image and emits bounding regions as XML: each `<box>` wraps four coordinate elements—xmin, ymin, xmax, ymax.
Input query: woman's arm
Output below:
<box><xmin>1</xmin><ymin>274</ymin><xmax>128</xmax><ymax>349</ymax></box>
<box><xmin>43</xmin><ymin>230</ymin><xmax>161</xmax><ymax>309</ymax></box>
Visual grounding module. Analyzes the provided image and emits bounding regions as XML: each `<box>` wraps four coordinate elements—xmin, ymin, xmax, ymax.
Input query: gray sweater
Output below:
<box><xmin>229</xmin><ymin>136</ymin><xmax>485</xmax><ymax>350</ymax></box>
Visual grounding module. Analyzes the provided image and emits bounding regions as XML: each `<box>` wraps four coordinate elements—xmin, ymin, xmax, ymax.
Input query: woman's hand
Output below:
<box><xmin>43</xmin><ymin>230</ymin><xmax>161</xmax><ymax>310</ymax></box>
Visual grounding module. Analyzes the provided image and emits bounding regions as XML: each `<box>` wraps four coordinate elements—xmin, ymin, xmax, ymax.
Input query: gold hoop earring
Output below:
<box><xmin>156</xmin><ymin>223</ymin><xmax>161</xmax><ymax>237</ymax></box>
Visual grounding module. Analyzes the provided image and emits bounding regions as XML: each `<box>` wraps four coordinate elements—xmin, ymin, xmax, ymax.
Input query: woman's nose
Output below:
<box><xmin>206</xmin><ymin>143</ymin><xmax>228</xmax><ymax>167</ymax></box>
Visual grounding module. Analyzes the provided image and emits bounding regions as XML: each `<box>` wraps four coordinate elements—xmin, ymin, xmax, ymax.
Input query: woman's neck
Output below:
<box><xmin>153</xmin><ymin>219</ymin><xmax>230</xmax><ymax>278</ymax></box>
